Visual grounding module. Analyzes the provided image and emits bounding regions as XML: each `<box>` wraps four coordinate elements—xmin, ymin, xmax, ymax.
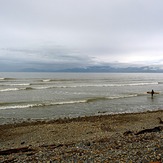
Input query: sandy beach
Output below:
<box><xmin>0</xmin><ymin>110</ymin><xmax>163</xmax><ymax>162</ymax></box>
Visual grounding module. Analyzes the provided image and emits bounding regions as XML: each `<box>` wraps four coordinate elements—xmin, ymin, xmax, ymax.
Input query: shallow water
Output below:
<box><xmin>0</xmin><ymin>72</ymin><xmax>163</xmax><ymax>124</ymax></box>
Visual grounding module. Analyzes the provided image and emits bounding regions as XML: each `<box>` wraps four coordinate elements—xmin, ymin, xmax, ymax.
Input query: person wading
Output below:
<box><xmin>151</xmin><ymin>89</ymin><xmax>154</xmax><ymax>97</ymax></box>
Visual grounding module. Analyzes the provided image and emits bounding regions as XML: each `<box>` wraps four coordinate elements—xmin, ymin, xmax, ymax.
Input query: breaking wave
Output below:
<box><xmin>0</xmin><ymin>88</ymin><xmax>20</xmax><ymax>92</ymax></box>
<box><xmin>0</xmin><ymin>94</ymin><xmax>138</xmax><ymax>110</ymax></box>
<box><xmin>0</xmin><ymin>81</ymin><xmax>158</xmax><ymax>93</ymax></box>
<box><xmin>83</xmin><ymin>82</ymin><xmax>158</xmax><ymax>87</ymax></box>
<box><xmin>27</xmin><ymin>82</ymin><xmax>159</xmax><ymax>90</ymax></box>
<box><xmin>41</xmin><ymin>79</ymin><xmax>75</xmax><ymax>82</ymax></box>
<box><xmin>36</xmin><ymin>82</ymin><xmax>158</xmax><ymax>89</ymax></box>
<box><xmin>0</xmin><ymin>83</ymin><xmax>31</xmax><ymax>86</ymax></box>
<box><xmin>42</xmin><ymin>79</ymin><xmax>51</xmax><ymax>82</ymax></box>
<box><xmin>0</xmin><ymin>87</ymin><xmax>34</xmax><ymax>92</ymax></box>
<box><xmin>0</xmin><ymin>100</ymin><xmax>87</xmax><ymax>110</ymax></box>
<box><xmin>0</xmin><ymin>78</ymin><xmax>15</xmax><ymax>80</ymax></box>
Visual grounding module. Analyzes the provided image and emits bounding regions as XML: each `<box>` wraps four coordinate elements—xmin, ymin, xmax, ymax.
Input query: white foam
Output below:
<box><xmin>0</xmin><ymin>100</ymin><xmax>88</xmax><ymax>110</ymax></box>
<box><xmin>54</xmin><ymin>82</ymin><xmax>158</xmax><ymax>88</ymax></box>
<box><xmin>107</xmin><ymin>94</ymin><xmax>137</xmax><ymax>99</ymax></box>
<box><xmin>93</xmin><ymin>82</ymin><xmax>158</xmax><ymax>87</ymax></box>
<box><xmin>20</xmin><ymin>82</ymin><xmax>158</xmax><ymax>91</ymax></box>
<box><xmin>0</xmin><ymin>104</ymin><xmax>34</xmax><ymax>110</ymax></box>
<box><xmin>51</xmin><ymin>100</ymin><xmax>87</xmax><ymax>105</ymax></box>
<box><xmin>8</xmin><ymin>83</ymin><xmax>31</xmax><ymax>86</ymax></box>
<box><xmin>42</xmin><ymin>79</ymin><xmax>51</xmax><ymax>82</ymax></box>
<box><xmin>0</xmin><ymin>88</ymin><xmax>20</xmax><ymax>92</ymax></box>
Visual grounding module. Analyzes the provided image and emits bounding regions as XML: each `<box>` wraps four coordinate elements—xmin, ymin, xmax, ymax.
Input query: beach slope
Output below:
<box><xmin>0</xmin><ymin>110</ymin><xmax>163</xmax><ymax>162</ymax></box>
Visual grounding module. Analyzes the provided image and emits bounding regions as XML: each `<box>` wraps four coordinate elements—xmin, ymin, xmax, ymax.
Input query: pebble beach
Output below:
<box><xmin>0</xmin><ymin>110</ymin><xmax>163</xmax><ymax>162</ymax></box>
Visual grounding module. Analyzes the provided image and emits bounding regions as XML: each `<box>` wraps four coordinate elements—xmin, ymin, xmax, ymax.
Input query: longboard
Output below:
<box><xmin>147</xmin><ymin>91</ymin><xmax>159</xmax><ymax>94</ymax></box>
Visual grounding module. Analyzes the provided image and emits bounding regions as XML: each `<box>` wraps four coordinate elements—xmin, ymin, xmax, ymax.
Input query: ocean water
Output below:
<box><xmin>0</xmin><ymin>72</ymin><xmax>163</xmax><ymax>124</ymax></box>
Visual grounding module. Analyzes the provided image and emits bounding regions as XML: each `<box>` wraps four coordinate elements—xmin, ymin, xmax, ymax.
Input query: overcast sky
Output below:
<box><xmin>0</xmin><ymin>0</ymin><xmax>163</xmax><ymax>71</ymax></box>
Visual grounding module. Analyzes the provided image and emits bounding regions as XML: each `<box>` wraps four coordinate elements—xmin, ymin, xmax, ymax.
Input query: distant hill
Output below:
<box><xmin>18</xmin><ymin>65</ymin><xmax>163</xmax><ymax>73</ymax></box>
<box><xmin>56</xmin><ymin>66</ymin><xmax>163</xmax><ymax>73</ymax></box>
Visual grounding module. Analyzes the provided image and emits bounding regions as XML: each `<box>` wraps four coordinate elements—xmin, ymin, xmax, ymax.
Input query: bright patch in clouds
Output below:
<box><xmin>122</xmin><ymin>53</ymin><xmax>163</xmax><ymax>64</ymax></box>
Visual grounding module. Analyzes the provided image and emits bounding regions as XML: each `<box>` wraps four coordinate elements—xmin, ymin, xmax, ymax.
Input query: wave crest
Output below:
<box><xmin>0</xmin><ymin>88</ymin><xmax>20</xmax><ymax>92</ymax></box>
<box><xmin>0</xmin><ymin>94</ymin><xmax>138</xmax><ymax>110</ymax></box>
<box><xmin>0</xmin><ymin>100</ymin><xmax>87</xmax><ymax>110</ymax></box>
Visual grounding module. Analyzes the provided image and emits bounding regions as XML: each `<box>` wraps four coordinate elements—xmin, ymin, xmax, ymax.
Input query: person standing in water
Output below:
<box><xmin>151</xmin><ymin>89</ymin><xmax>154</xmax><ymax>97</ymax></box>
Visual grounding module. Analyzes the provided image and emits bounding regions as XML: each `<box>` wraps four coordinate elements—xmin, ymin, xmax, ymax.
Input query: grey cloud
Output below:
<box><xmin>0</xmin><ymin>0</ymin><xmax>163</xmax><ymax>71</ymax></box>
<box><xmin>0</xmin><ymin>46</ymin><xmax>95</xmax><ymax>71</ymax></box>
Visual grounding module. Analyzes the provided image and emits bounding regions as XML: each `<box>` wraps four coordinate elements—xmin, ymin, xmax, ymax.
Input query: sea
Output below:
<box><xmin>0</xmin><ymin>72</ymin><xmax>163</xmax><ymax>124</ymax></box>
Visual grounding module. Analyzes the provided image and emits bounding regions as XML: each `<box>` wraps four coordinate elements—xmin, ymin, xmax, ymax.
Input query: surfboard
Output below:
<box><xmin>147</xmin><ymin>91</ymin><xmax>159</xmax><ymax>94</ymax></box>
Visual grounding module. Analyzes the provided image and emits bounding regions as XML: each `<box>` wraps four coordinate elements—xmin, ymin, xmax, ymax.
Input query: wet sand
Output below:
<box><xmin>0</xmin><ymin>110</ymin><xmax>163</xmax><ymax>162</ymax></box>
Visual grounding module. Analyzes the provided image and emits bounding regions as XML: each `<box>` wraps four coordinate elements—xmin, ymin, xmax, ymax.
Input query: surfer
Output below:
<box><xmin>147</xmin><ymin>90</ymin><xmax>159</xmax><ymax>97</ymax></box>
<box><xmin>151</xmin><ymin>89</ymin><xmax>154</xmax><ymax>97</ymax></box>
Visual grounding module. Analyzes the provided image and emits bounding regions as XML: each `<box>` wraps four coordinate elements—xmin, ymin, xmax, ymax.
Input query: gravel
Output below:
<box><xmin>1</xmin><ymin>110</ymin><xmax>163</xmax><ymax>162</ymax></box>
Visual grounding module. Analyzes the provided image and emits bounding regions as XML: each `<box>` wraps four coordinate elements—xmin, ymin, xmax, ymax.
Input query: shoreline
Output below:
<box><xmin>1</xmin><ymin>110</ymin><xmax>163</xmax><ymax>162</ymax></box>
<box><xmin>1</xmin><ymin>109</ymin><xmax>163</xmax><ymax>126</ymax></box>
